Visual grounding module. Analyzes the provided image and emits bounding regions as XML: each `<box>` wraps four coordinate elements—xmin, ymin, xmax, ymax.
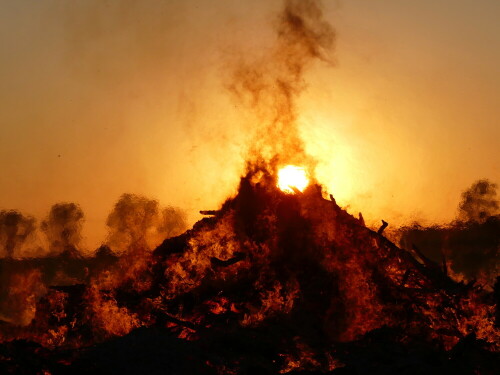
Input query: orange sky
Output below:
<box><xmin>0</xmin><ymin>0</ymin><xmax>499</xmax><ymax>249</ymax></box>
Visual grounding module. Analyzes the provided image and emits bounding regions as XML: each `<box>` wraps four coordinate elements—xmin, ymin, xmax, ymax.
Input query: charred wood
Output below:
<box><xmin>200</xmin><ymin>210</ymin><xmax>220</xmax><ymax>216</ymax></box>
<box><xmin>377</xmin><ymin>220</ymin><xmax>388</xmax><ymax>234</ymax></box>
<box><xmin>210</xmin><ymin>252</ymin><xmax>246</xmax><ymax>267</ymax></box>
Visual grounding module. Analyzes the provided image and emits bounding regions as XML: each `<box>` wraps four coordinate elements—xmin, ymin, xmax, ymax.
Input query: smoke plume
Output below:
<box><xmin>227</xmin><ymin>0</ymin><xmax>335</xmax><ymax>169</ymax></box>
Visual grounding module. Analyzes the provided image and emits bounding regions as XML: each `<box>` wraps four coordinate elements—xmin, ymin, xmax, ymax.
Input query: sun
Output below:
<box><xmin>277</xmin><ymin>165</ymin><xmax>309</xmax><ymax>194</ymax></box>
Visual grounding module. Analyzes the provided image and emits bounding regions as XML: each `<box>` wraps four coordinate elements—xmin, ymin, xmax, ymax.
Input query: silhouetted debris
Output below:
<box><xmin>0</xmin><ymin>178</ymin><xmax>497</xmax><ymax>374</ymax></box>
<box><xmin>211</xmin><ymin>252</ymin><xmax>246</xmax><ymax>267</ymax></box>
<box><xmin>378</xmin><ymin>220</ymin><xmax>388</xmax><ymax>234</ymax></box>
<box><xmin>200</xmin><ymin>210</ymin><xmax>221</xmax><ymax>216</ymax></box>
<box><xmin>399</xmin><ymin>216</ymin><xmax>499</xmax><ymax>285</ymax></box>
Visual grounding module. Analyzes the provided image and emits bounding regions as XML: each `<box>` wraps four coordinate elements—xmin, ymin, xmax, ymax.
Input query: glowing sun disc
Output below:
<box><xmin>277</xmin><ymin>165</ymin><xmax>309</xmax><ymax>193</ymax></box>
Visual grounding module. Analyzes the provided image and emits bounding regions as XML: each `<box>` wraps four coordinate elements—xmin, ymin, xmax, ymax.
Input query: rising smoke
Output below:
<box><xmin>227</xmin><ymin>0</ymin><xmax>335</xmax><ymax>170</ymax></box>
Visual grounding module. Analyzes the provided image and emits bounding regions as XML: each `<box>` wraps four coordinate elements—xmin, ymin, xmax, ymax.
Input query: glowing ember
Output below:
<box><xmin>277</xmin><ymin>165</ymin><xmax>309</xmax><ymax>193</ymax></box>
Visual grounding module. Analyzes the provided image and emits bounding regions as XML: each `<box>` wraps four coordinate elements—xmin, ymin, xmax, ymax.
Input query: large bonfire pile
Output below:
<box><xmin>1</xmin><ymin>0</ymin><xmax>498</xmax><ymax>373</ymax></box>
<box><xmin>0</xmin><ymin>165</ymin><xmax>498</xmax><ymax>374</ymax></box>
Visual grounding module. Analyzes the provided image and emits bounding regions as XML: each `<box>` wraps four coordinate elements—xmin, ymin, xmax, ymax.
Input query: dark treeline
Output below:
<box><xmin>0</xmin><ymin>194</ymin><xmax>187</xmax><ymax>325</ymax></box>
<box><xmin>399</xmin><ymin>179</ymin><xmax>499</xmax><ymax>286</ymax></box>
<box><xmin>0</xmin><ymin>194</ymin><xmax>187</xmax><ymax>259</ymax></box>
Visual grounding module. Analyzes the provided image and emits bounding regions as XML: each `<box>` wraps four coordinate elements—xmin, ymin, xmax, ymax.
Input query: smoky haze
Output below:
<box><xmin>0</xmin><ymin>0</ymin><xmax>498</xmax><ymax>329</ymax></box>
<box><xmin>0</xmin><ymin>0</ymin><xmax>499</xmax><ymax>249</ymax></box>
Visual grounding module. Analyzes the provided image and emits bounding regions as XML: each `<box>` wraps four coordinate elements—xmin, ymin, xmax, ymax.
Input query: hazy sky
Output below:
<box><xmin>1</xmin><ymin>0</ymin><xmax>499</xmax><ymax>249</ymax></box>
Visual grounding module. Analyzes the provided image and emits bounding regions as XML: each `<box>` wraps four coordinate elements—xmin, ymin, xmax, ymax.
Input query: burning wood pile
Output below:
<box><xmin>0</xmin><ymin>165</ymin><xmax>498</xmax><ymax>374</ymax></box>
<box><xmin>0</xmin><ymin>0</ymin><xmax>498</xmax><ymax>373</ymax></box>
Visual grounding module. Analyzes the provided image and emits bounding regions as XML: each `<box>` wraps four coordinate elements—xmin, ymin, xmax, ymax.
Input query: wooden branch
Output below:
<box><xmin>378</xmin><ymin>220</ymin><xmax>388</xmax><ymax>234</ymax></box>
<box><xmin>200</xmin><ymin>210</ymin><xmax>220</xmax><ymax>216</ymax></box>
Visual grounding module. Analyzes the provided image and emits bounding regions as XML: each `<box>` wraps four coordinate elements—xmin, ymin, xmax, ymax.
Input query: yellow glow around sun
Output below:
<box><xmin>277</xmin><ymin>165</ymin><xmax>309</xmax><ymax>193</ymax></box>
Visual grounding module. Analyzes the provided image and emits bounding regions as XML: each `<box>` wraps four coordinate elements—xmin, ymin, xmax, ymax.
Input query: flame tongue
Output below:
<box><xmin>277</xmin><ymin>165</ymin><xmax>309</xmax><ymax>193</ymax></box>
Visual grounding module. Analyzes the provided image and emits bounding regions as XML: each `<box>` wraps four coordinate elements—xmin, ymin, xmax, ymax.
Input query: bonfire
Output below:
<box><xmin>0</xmin><ymin>162</ymin><xmax>498</xmax><ymax>374</ymax></box>
<box><xmin>0</xmin><ymin>0</ymin><xmax>498</xmax><ymax>373</ymax></box>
